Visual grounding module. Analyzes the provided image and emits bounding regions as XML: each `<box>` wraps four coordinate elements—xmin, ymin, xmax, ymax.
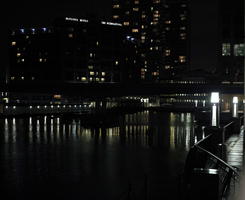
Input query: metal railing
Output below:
<box><xmin>181</xmin><ymin>121</ymin><xmax>240</xmax><ymax>200</ymax></box>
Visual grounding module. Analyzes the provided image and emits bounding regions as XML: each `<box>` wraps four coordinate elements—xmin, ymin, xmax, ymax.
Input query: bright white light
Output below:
<box><xmin>212</xmin><ymin>105</ymin><xmax>217</xmax><ymax>126</ymax></box>
<box><xmin>29</xmin><ymin>106</ymin><xmax>32</xmax><ymax>109</ymax></box>
<box><xmin>37</xmin><ymin>106</ymin><xmax>40</xmax><ymax>109</ymax></box>
<box><xmin>233</xmin><ymin>96</ymin><xmax>238</xmax><ymax>104</ymax></box>
<box><xmin>210</xmin><ymin>92</ymin><xmax>219</xmax><ymax>103</ymax></box>
<box><xmin>13</xmin><ymin>106</ymin><xmax>16</xmax><ymax>109</ymax></box>
<box><xmin>44</xmin><ymin>105</ymin><xmax>47</xmax><ymax>108</ymax></box>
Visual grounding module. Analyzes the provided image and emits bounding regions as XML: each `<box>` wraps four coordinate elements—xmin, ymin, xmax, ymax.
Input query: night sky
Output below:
<box><xmin>2</xmin><ymin>0</ymin><xmax>112</xmax><ymax>69</ymax></box>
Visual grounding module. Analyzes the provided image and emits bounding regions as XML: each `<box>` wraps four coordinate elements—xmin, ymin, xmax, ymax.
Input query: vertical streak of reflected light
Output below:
<box><xmin>36</xmin><ymin>119</ymin><xmax>40</xmax><ymax>143</ymax></box>
<box><xmin>28</xmin><ymin>117</ymin><xmax>33</xmax><ymax>144</ymax></box>
<box><xmin>4</xmin><ymin>118</ymin><xmax>9</xmax><ymax>143</ymax></box>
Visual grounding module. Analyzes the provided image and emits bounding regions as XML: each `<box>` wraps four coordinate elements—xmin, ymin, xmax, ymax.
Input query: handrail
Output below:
<box><xmin>194</xmin><ymin>133</ymin><xmax>212</xmax><ymax>147</ymax></box>
<box><xmin>194</xmin><ymin>145</ymin><xmax>238</xmax><ymax>177</ymax></box>
<box><xmin>223</xmin><ymin>121</ymin><xmax>234</xmax><ymax>129</ymax></box>
<box><xmin>183</xmin><ymin>121</ymin><xmax>240</xmax><ymax>199</ymax></box>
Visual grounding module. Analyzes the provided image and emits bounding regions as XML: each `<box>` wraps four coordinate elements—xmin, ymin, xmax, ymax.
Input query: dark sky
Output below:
<box><xmin>2</xmin><ymin>0</ymin><xmax>112</xmax><ymax>69</ymax></box>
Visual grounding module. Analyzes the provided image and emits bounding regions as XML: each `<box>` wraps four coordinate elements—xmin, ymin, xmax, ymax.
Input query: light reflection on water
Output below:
<box><xmin>0</xmin><ymin>111</ymin><xmax>202</xmax><ymax>200</ymax></box>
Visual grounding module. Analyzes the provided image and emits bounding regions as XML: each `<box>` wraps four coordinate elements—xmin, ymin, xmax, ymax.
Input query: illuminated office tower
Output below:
<box><xmin>112</xmin><ymin>0</ymin><xmax>190</xmax><ymax>82</ymax></box>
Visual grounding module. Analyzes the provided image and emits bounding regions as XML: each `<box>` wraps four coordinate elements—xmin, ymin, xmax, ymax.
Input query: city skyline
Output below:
<box><xmin>3</xmin><ymin>0</ymin><xmax>243</xmax><ymax>83</ymax></box>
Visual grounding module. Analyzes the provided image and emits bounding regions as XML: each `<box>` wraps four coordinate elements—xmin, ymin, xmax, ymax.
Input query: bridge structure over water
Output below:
<box><xmin>2</xmin><ymin>82</ymin><xmax>244</xmax><ymax>97</ymax></box>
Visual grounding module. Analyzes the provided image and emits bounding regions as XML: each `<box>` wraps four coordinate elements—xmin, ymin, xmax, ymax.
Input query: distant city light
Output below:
<box><xmin>65</xmin><ymin>17</ymin><xmax>88</xmax><ymax>23</ymax></box>
<box><xmin>101</xmin><ymin>21</ymin><xmax>122</xmax><ymax>26</ymax></box>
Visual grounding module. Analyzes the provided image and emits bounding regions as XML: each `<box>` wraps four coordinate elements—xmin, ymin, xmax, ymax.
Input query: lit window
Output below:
<box><xmin>234</xmin><ymin>44</ymin><xmax>244</xmax><ymax>56</ymax></box>
<box><xmin>39</xmin><ymin>58</ymin><xmax>43</xmax><ymax>62</ymax></box>
<box><xmin>21</xmin><ymin>76</ymin><xmax>24</xmax><ymax>80</ymax></box>
<box><xmin>222</xmin><ymin>43</ymin><xmax>231</xmax><ymax>56</ymax></box>
<box><xmin>17</xmin><ymin>53</ymin><xmax>21</xmax><ymax>57</ymax></box>
<box><xmin>113</xmin><ymin>15</ymin><xmax>119</xmax><ymax>19</ymax></box>
<box><xmin>115</xmin><ymin>61</ymin><xmax>119</xmax><ymax>65</ymax></box>
<box><xmin>68</xmin><ymin>33</ymin><xmax>73</xmax><ymax>38</ymax></box>
<box><xmin>88</xmin><ymin>65</ymin><xmax>93</xmax><ymax>69</ymax></box>
<box><xmin>90</xmin><ymin>53</ymin><xmax>93</xmax><ymax>58</ymax></box>
<box><xmin>113</xmin><ymin>4</ymin><xmax>120</xmax><ymax>8</ymax></box>
<box><xmin>81</xmin><ymin>77</ymin><xmax>87</xmax><ymax>81</ymax></box>
<box><xmin>102</xmin><ymin>72</ymin><xmax>106</xmax><ymax>76</ymax></box>
<box><xmin>123</xmin><ymin>22</ymin><xmax>130</xmax><ymax>26</ymax></box>
<box><xmin>96</xmin><ymin>41</ymin><xmax>99</xmax><ymax>46</ymax></box>
<box><xmin>180</xmin><ymin>33</ymin><xmax>186</xmax><ymax>40</ymax></box>
<box><xmin>165</xmin><ymin>65</ymin><xmax>170</xmax><ymax>69</ymax></box>
<box><xmin>11</xmin><ymin>41</ymin><xmax>16</xmax><ymax>46</ymax></box>
<box><xmin>165</xmin><ymin>49</ymin><xmax>171</xmax><ymax>56</ymax></box>
<box><xmin>96</xmin><ymin>78</ymin><xmax>100</xmax><ymax>82</ymax></box>
<box><xmin>11</xmin><ymin>77</ymin><xmax>15</xmax><ymax>80</ymax></box>
<box><xmin>101</xmin><ymin>78</ymin><xmax>105</xmax><ymax>82</ymax></box>
<box><xmin>132</xmin><ymin>29</ymin><xmax>139</xmax><ymax>33</ymax></box>
<box><xmin>134</xmin><ymin>0</ymin><xmax>139</xmax><ymax>4</ymax></box>
<box><xmin>133</xmin><ymin>7</ymin><xmax>139</xmax><ymax>11</ymax></box>
<box><xmin>142</xmin><ymin>14</ymin><xmax>146</xmax><ymax>19</ymax></box>
<box><xmin>21</xmin><ymin>59</ymin><xmax>25</xmax><ymax>62</ymax></box>
<box><xmin>153</xmin><ymin>0</ymin><xmax>160</xmax><ymax>3</ymax></box>
<box><xmin>90</xmin><ymin>71</ymin><xmax>95</xmax><ymax>76</ymax></box>
<box><xmin>179</xmin><ymin>56</ymin><xmax>186</xmax><ymax>63</ymax></box>
<box><xmin>165</xmin><ymin>20</ymin><xmax>171</xmax><ymax>24</ymax></box>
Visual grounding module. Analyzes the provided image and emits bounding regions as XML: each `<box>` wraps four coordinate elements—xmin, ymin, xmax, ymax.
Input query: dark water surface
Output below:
<box><xmin>0</xmin><ymin>111</ymin><xmax>202</xmax><ymax>200</ymax></box>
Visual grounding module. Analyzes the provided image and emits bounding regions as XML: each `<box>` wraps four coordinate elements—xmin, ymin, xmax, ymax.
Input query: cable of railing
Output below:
<box><xmin>194</xmin><ymin>145</ymin><xmax>239</xmax><ymax>177</ymax></box>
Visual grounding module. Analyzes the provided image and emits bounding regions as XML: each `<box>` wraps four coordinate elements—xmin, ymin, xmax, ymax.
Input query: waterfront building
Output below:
<box><xmin>9</xmin><ymin>17</ymin><xmax>136</xmax><ymax>83</ymax></box>
<box><xmin>190</xmin><ymin>0</ymin><xmax>244</xmax><ymax>82</ymax></box>
<box><xmin>220</xmin><ymin>0</ymin><xmax>244</xmax><ymax>82</ymax></box>
<box><xmin>112</xmin><ymin>0</ymin><xmax>190</xmax><ymax>82</ymax></box>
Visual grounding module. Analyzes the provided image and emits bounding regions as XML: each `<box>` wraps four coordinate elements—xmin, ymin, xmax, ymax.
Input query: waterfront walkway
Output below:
<box><xmin>226</xmin><ymin>128</ymin><xmax>244</xmax><ymax>200</ymax></box>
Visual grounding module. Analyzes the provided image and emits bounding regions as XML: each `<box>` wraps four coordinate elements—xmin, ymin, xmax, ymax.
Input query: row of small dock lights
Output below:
<box><xmin>4</xmin><ymin>104</ymin><xmax>84</xmax><ymax>109</ymax></box>
<box><xmin>3</xmin><ymin>104</ymin><xmax>90</xmax><ymax>115</ymax></box>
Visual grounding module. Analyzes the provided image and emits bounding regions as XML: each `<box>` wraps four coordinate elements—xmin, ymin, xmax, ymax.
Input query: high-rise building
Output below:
<box><xmin>220</xmin><ymin>0</ymin><xmax>244</xmax><ymax>81</ymax></box>
<box><xmin>112</xmin><ymin>0</ymin><xmax>190</xmax><ymax>82</ymax></box>
<box><xmin>190</xmin><ymin>0</ymin><xmax>244</xmax><ymax>82</ymax></box>
<box><xmin>9</xmin><ymin>17</ymin><xmax>136</xmax><ymax>84</ymax></box>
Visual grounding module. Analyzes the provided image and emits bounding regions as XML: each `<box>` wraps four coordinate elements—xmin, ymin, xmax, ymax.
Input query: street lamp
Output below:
<box><xmin>211</xmin><ymin>92</ymin><xmax>220</xmax><ymax>127</ymax></box>
<box><xmin>232</xmin><ymin>96</ymin><xmax>239</xmax><ymax>118</ymax></box>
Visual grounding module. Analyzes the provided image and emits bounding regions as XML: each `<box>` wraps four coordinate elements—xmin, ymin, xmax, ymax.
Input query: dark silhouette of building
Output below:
<box><xmin>112</xmin><ymin>0</ymin><xmax>190</xmax><ymax>82</ymax></box>
<box><xmin>220</xmin><ymin>0</ymin><xmax>244</xmax><ymax>81</ymax></box>
<box><xmin>190</xmin><ymin>0</ymin><xmax>244</xmax><ymax>82</ymax></box>
<box><xmin>9</xmin><ymin>17</ymin><xmax>137</xmax><ymax>84</ymax></box>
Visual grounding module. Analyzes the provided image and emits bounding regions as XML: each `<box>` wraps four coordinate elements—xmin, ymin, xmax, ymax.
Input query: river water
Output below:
<box><xmin>0</xmin><ymin>111</ymin><xmax>202</xmax><ymax>200</ymax></box>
